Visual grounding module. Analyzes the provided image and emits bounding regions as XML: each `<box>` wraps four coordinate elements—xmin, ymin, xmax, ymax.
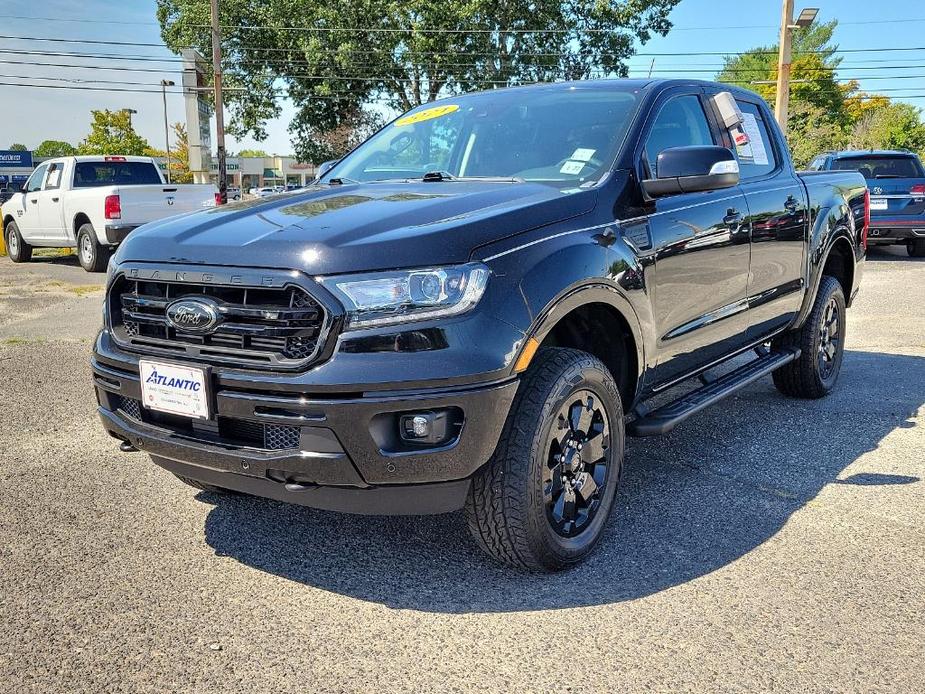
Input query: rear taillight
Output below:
<box><xmin>911</xmin><ymin>184</ymin><xmax>925</xmax><ymax>196</ymax></box>
<box><xmin>104</xmin><ymin>194</ymin><xmax>121</xmax><ymax>220</ymax></box>
<box><xmin>862</xmin><ymin>189</ymin><xmax>870</xmax><ymax>250</ymax></box>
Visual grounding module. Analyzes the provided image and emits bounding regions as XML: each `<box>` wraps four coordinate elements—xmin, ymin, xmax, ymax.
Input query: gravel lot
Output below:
<box><xmin>1</xmin><ymin>248</ymin><xmax>923</xmax><ymax>693</ymax></box>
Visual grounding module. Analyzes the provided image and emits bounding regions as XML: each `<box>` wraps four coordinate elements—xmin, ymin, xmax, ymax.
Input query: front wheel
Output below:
<box><xmin>908</xmin><ymin>239</ymin><xmax>925</xmax><ymax>257</ymax></box>
<box><xmin>77</xmin><ymin>223</ymin><xmax>110</xmax><ymax>272</ymax></box>
<box><xmin>465</xmin><ymin>347</ymin><xmax>624</xmax><ymax>571</ymax></box>
<box><xmin>772</xmin><ymin>275</ymin><xmax>846</xmax><ymax>399</ymax></box>
<box><xmin>4</xmin><ymin>220</ymin><xmax>32</xmax><ymax>262</ymax></box>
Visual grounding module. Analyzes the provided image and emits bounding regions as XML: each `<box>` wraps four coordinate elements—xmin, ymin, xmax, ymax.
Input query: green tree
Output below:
<box><xmin>8</xmin><ymin>143</ymin><xmax>27</xmax><ymax>151</ymax></box>
<box><xmin>786</xmin><ymin>101</ymin><xmax>847</xmax><ymax>168</ymax></box>
<box><xmin>848</xmin><ymin>102</ymin><xmax>925</xmax><ymax>153</ymax></box>
<box><xmin>33</xmin><ymin>140</ymin><xmax>77</xmax><ymax>158</ymax></box>
<box><xmin>145</xmin><ymin>123</ymin><xmax>194</xmax><ymax>183</ymax></box>
<box><xmin>77</xmin><ymin>109</ymin><xmax>151</xmax><ymax>155</ymax></box>
<box><xmin>235</xmin><ymin>149</ymin><xmax>270</xmax><ymax>158</ymax></box>
<box><xmin>156</xmin><ymin>0</ymin><xmax>681</xmax><ymax>160</ymax></box>
<box><xmin>718</xmin><ymin>20</ymin><xmax>849</xmax><ymax>125</ymax></box>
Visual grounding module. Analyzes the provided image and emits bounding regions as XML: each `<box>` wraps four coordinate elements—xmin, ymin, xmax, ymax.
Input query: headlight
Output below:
<box><xmin>320</xmin><ymin>263</ymin><xmax>489</xmax><ymax>329</ymax></box>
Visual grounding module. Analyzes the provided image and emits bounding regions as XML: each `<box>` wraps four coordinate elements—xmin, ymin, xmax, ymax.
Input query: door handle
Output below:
<box><xmin>51</xmin><ymin>197</ymin><xmax>60</xmax><ymax>202</ymax></box>
<box><xmin>29</xmin><ymin>198</ymin><xmax>38</xmax><ymax>204</ymax></box>
<box><xmin>723</xmin><ymin>209</ymin><xmax>741</xmax><ymax>226</ymax></box>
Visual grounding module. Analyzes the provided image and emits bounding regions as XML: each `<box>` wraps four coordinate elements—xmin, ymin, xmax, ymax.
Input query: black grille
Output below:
<box><xmin>118</xmin><ymin>396</ymin><xmax>142</xmax><ymax>420</ymax></box>
<box><xmin>115</xmin><ymin>397</ymin><xmax>300</xmax><ymax>451</ymax></box>
<box><xmin>110</xmin><ymin>276</ymin><xmax>327</xmax><ymax>369</ymax></box>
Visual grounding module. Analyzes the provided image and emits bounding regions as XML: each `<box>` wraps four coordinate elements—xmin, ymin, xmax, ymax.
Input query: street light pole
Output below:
<box><xmin>160</xmin><ymin>80</ymin><xmax>175</xmax><ymax>184</ymax></box>
<box><xmin>774</xmin><ymin>0</ymin><xmax>795</xmax><ymax>134</ymax></box>
<box><xmin>210</xmin><ymin>0</ymin><xmax>227</xmax><ymax>204</ymax></box>
<box><xmin>775</xmin><ymin>4</ymin><xmax>818</xmax><ymax>135</ymax></box>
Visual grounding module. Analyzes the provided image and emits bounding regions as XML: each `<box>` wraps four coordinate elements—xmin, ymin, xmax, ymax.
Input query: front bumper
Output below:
<box><xmin>93</xmin><ymin>352</ymin><xmax>519</xmax><ymax>515</ymax></box>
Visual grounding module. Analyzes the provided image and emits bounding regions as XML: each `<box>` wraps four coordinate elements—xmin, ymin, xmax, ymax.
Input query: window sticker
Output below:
<box><xmin>739</xmin><ymin>112</ymin><xmax>769</xmax><ymax>166</ymax></box>
<box><xmin>46</xmin><ymin>167</ymin><xmax>61</xmax><ymax>188</ymax></box>
<box><xmin>570</xmin><ymin>148</ymin><xmax>596</xmax><ymax>162</ymax></box>
<box><xmin>560</xmin><ymin>160</ymin><xmax>586</xmax><ymax>175</ymax></box>
<box><xmin>394</xmin><ymin>104</ymin><xmax>459</xmax><ymax>127</ymax></box>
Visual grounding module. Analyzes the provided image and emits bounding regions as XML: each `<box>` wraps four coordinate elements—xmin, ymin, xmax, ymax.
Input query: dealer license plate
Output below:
<box><xmin>138</xmin><ymin>359</ymin><xmax>210</xmax><ymax>419</ymax></box>
<box><xmin>869</xmin><ymin>197</ymin><xmax>888</xmax><ymax>210</ymax></box>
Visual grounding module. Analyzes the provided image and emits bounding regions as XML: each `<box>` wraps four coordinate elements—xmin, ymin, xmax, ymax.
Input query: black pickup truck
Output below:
<box><xmin>92</xmin><ymin>80</ymin><xmax>866</xmax><ymax>571</ymax></box>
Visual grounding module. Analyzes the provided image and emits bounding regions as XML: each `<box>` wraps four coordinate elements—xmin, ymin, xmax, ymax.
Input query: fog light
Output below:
<box><xmin>399</xmin><ymin>411</ymin><xmax>449</xmax><ymax>445</ymax></box>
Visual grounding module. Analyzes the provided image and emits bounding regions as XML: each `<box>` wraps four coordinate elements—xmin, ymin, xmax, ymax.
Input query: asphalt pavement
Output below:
<box><xmin>0</xmin><ymin>247</ymin><xmax>922</xmax><ymax>693</ymax></box>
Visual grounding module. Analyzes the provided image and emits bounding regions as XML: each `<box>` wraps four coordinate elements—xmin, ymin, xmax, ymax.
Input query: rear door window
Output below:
<box><xmin>733</xmin><ymin>101</ymin><xmax>778</xmax><ymax>179</ymax></box>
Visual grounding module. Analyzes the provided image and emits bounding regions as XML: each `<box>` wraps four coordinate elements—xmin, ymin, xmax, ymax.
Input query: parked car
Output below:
<box><xmin>2</xmin><ymin>156</ymin><xmax>216</xmax><ymax>271</ymax></box>
<box><xmin>226</xmin><ymin>186</ymin><xmax>241</xmax><ymax>201</ymax></box>
<box><xmin>0</xmin><ymin>186</ymin><xmax>16</xmax><ymax>205</ymax></box>
<box><xmin>808</xmin><ymin>149</ymin><xmax>925</xmax><ymax>256</ymax></box>
<box><xmin>254</xmin><ymin>187</ymin><xmax>276</xmax><ymax>198</ymax></box>
<box><xmin>93</xmin><ymin>80</ymin><xmax>866</xmax><ymax>570</ymax></box>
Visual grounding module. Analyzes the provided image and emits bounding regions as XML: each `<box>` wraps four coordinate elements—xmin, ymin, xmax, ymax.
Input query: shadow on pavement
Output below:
<box><xmin>866</xmin><ymin>245</ymin><xmax>925</xmax><ymax>263</ymax></box>
<box><xmin>200</xmin><ymin>350</ymin><xmax>924</xmax><ymax>613</ymax></box>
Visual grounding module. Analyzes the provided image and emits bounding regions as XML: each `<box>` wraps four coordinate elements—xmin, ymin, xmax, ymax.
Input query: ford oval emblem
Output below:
<box><xmin>165</xmin><ymin>298</ymin><xmax>221</xmax><ymax>334</ymax></box>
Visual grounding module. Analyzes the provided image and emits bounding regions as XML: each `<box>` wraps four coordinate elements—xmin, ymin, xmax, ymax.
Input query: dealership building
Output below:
<box><xmin>0</xmin><ymin>150</ymin><xmax>35</xmax><ymax>190</ymax></box>
<box><xmin>1</xmin><ymin>150</ymin><xmax>318</xmax><ymax>192</ymax></box>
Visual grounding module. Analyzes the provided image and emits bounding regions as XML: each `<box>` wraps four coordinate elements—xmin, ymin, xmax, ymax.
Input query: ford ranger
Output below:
<box><xmin>92</xmin><ymin>80</ymin><xmax>866</xmax><ymax>571</ymax></box>
<box><xmin>2</xmin><ymin>155</ymin><xmax>216</xmax><ymax>272</ymax></box>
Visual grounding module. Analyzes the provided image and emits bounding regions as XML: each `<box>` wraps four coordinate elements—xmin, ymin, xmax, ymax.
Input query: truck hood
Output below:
<box><xmin>116</xmin><ymin>180</ymin><xmax>597</xmax><ymax>274</ymax></box>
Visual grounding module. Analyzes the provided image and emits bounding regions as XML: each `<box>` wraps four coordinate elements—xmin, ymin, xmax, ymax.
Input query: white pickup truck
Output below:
<box><xmin>1</xmin><ymin>156</ymin><xmax>216</xmax><ymax>271</ymax></box>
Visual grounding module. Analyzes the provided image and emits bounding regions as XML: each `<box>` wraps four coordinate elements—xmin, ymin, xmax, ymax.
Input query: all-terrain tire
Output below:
<box><xmin>4</xmin><ymin>220</ymin><xmax>32</xmax><ymax>262</ymax></box>
<box><xmin>907</xmin><ymin>239</ymin><xmax>925</xmax><ymax>257</ymax></box>
<box><xmin>772</xmin><ymin>275</ymin><xmax>846</xmax><ymax>399</ymax></box>
<box><xmin>465</xmin><ymin>347</ymin><xmax>624</xmax><ymax>572</ymax></box>
<box><xmin>77</xmin><ymin>223</ymin><xmax>111</xmax><ymax>273</ymax></box>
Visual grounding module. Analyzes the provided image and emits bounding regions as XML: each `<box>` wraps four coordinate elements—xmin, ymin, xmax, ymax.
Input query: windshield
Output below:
<box><xmin>831</xmin><ymin>156</ymin><xmax>925</xmax><ymax>179</ymax></box>
<box><xmin>321</xmin><ymin>87</ymin><xmax>642</xmax><ymax>188</ymax></box>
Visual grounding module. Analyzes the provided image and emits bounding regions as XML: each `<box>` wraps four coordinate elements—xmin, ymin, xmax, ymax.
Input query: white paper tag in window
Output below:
<box><xmin>739</xmin><ymin>113</ymin><xmax>769</xmax><ymax>166</ymax></box>
<box><xmin>46</xmin><ymin>168</ymin><xmax>61</xmax><ymax>188</ymax></box>
<box><xmin>570</xmin><ymin>148</ymin><xmax>596</xmax><ymax>162</ymax></box>
<box><xmin>560</xmin><ymin>160</ymin><xmax>586</xmax><ymax>175</ymax></box>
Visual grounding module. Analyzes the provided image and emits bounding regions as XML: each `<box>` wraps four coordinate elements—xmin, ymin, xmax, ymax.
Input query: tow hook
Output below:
<box><xmin>119</xmin><ymin>440</ymin><xmax>139</xmax><ymax>453</ymax></box>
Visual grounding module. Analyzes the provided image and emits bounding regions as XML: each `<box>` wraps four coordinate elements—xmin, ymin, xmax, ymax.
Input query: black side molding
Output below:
<box><xmin>628</xmin><ymin>348</ymin><xmax>800</xmax><ymax>437</ymax></box>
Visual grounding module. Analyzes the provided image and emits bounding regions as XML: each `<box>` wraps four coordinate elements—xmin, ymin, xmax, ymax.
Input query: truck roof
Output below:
<box><xmin>827</xmin><ymin>149</ymin><xmax>919</xmax><ymax>159</ymax></box>
<box><xmin>49</xmin><ymin>155</ymin><xmax>157</xmax><ymax>163</ymax></box>
<box><xmin>440</xmin><ymin>78</ymin><xmax>763</xmax><ymax>102</ymax></box>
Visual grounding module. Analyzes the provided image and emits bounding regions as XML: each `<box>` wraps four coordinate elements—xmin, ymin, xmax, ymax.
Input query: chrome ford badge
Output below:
<box><xmin>165</xmin><ymin>298</ymin><xmax>221</xmax><ymax>334</ymax></box>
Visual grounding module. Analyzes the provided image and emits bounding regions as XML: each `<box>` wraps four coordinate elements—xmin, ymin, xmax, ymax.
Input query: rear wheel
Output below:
<box><xmin>907</xmin><ymin>239</ymin><xmax>925</xmax><ymax>257</ymax></box>
<box><xmin>77</xmin><ymin>223</ymin><xmax>110</xmax><ymax>272</ymax></box>
<box><xmin>772</xmin><ymin>275</ymin><xmax>846</xmax><ymax>399</ymax></box>
<box><xmin>4</xmin><ymin>221</ymin><xmax>32</xmax><ymax>262</ymax></box>
<box><xmin>465</xmin><ymin>347</ymin><xmax>624</xmax><ymax>571</ymax></box>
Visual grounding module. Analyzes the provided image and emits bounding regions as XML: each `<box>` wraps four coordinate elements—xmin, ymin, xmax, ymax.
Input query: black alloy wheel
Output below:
<box><xmin>544</xmin><ymin>391</ymin><xmax>611</xmax><ymax>538</ymax></box>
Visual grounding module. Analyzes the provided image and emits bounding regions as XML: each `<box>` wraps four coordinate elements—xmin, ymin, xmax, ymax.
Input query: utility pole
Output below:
<box><xmin>775</xmin><ymin>4</ymin><xmax>819</xmax><ymax>135</ymax></box>
<box><xmin>160</xmin><ymin>80</ymin><xmax>175</xmax><ymax>183</ymax></box>
<box><xmin>774</xmin><ymin>0</ymin><xmax>795</xmax><ymax>134</ymax></box>
<box><xmin>210</xmin><ymin>0</ymin><xmax>227</xmax><ymax>204</ymax></box>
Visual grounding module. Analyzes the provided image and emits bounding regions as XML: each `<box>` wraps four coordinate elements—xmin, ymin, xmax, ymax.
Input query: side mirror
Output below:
<box><xmin>317</xmin><ymin>159</ymin><xmax>339</xmax><ymax>179</ymax></box>
<box><xmin>642</xmin><ymin>146</ymin><xmax>739</xmax><ymax>198</ymax></box>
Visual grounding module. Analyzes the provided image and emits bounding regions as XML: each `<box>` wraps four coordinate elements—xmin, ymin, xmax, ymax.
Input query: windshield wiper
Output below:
<box><xmin>328</xmin><ymin>176</ymin><xmax>359</xmax><ymax>185</ymax></box>
<box><xmin>420</xmin><ymin>171</ymin><xmax>524</xmax><ymax>183</ymax></box>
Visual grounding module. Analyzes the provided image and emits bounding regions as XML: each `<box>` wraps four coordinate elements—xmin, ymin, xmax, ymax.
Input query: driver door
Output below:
<box><xmin>13</xmin><ymin>163</ymin><xmax>49</xmax><ymax>242</ymax></box>
<box><xmin>639</xmin><ymin>90</ymin><xmax>752</xmax><ymax>387</ymax></box>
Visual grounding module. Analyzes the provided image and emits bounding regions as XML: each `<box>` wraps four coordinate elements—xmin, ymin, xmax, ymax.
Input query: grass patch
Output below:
<box><xmin>1</xmin><ymin>337</ymin><xmax>46</xmax><ymax>346</ymax></box>
<box><xmin>33</xmin><ymin>248</ymin><xmax>75</xmax><ymax>258</ymax></box>
<box><xmin>64</xmin><ymin>285</ymin><xmax>103</xmax><ymax>297</ymax></box>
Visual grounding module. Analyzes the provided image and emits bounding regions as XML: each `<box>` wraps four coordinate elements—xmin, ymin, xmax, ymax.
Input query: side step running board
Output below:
<box><xmin>628</xmin><ymin>348</ymin><xmax>800</xmax><ymax>437</ymax></box>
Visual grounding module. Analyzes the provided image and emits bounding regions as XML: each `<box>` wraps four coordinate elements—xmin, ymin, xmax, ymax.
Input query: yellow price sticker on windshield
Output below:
<box><xmin>394</xmin><ymin>104</ymin><xmax>459</xmax><ymax>127</ymax></box>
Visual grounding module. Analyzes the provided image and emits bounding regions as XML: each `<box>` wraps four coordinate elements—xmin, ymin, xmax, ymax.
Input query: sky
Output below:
<box><xmin>2</xmin><ymin>0</ymin><xmax>925</xmax><ymax>156</ymax></box>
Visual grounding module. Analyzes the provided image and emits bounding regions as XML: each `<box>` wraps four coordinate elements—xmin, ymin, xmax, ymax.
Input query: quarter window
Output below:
<box><xmin>644</xmin><ymin>95</ymin><xmax>715</xmax><ymax>177</ymax></box>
